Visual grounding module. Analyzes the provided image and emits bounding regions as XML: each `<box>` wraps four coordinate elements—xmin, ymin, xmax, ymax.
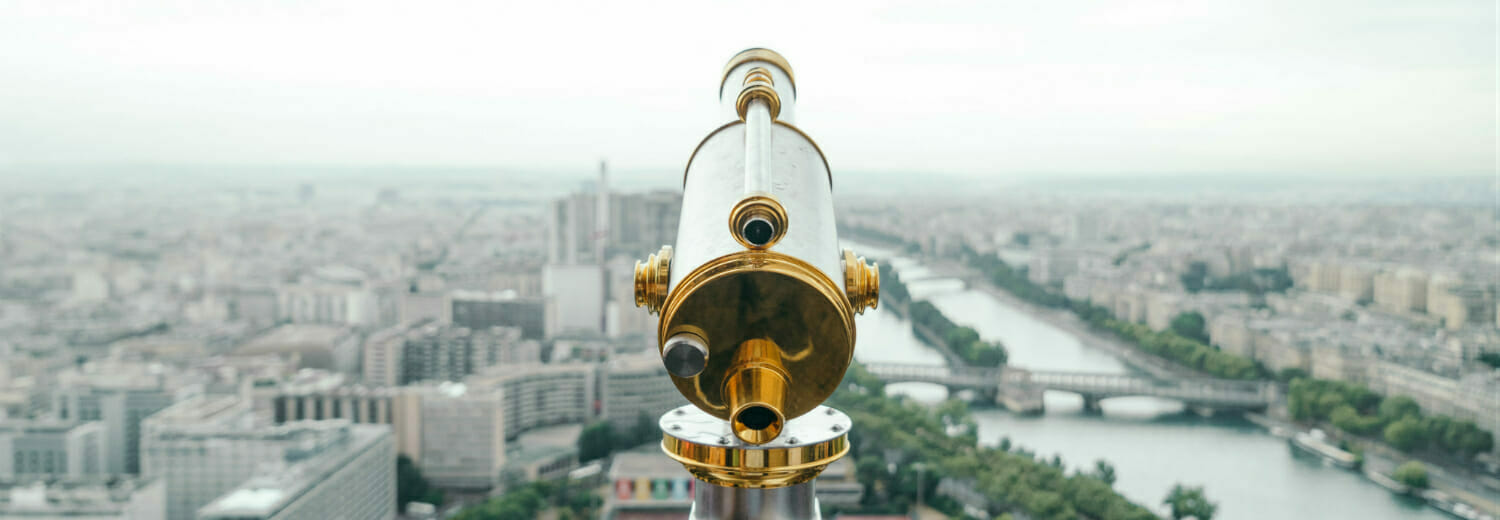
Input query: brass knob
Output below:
<box><xmin>634</xmin><ymin>245</ymin><xmax>672</xmax><ymax>314</ymax></box>
<box><xmin>843</xmin><ymin>249</ymin><xmax>879</xmax><ymax>314</ymax></box>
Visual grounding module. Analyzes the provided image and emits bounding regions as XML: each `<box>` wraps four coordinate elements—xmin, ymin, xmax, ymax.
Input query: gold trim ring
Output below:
<box><xmin>634</xmin><ymin>246</ymin><xmax>672</xmax><ymax>314</ymax></box>
<box><xmin>662</xmin><ymin>436</ymin><xmax>848</xmax><ymax>488</ymax></box>
<box><xmin>842</xmin><ymin>249</ymin><xmax>880</xmax><ymax>314</ymax></box>
<box><xmin>721</xmin><ymin>48</ymin><xmax>796</xmax><ymax>98</ymax></box>
<box><xmin>735</xmin><ymin>84</ymin><xmax>781</xmax><ymax>121</ymax></box>
<box><xmin>728</xmin><ymin>195</ymin><xmax>788</xmax><ymax>250</ymax></box>
<box><xmin>660</xmin><ymin>404</ymin><xmax>851</xmax><ymax>489</ymax></box>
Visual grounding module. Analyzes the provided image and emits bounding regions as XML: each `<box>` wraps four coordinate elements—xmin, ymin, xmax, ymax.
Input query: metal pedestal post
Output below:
<box><xmin>689</xmin><ymin>479</ymin><xmax>820</xmax><ymax>520</ymax></box>
<box><xmin>660</xmin><ymin>404</ymin><xmax>849</xmax><ymax>520</ymax></box>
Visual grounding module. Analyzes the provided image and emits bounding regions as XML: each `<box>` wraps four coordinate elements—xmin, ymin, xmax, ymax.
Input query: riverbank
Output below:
<box><xmin>924</xmin><ymin>258</ymin><xmax>1199</xmax><ymax>380</ymax></box>
<box><xmin>861</xmin><ymin>258</ymin><xmax>1452</xmax><ymax>519</ymax></box>
<box><xmin>1247</xmin><ymin>412</ymin><xmax>1500</xmax><ymax>517</ymax></box>
<box><xmin>883</xmin><ymin>261</ymin><xmax>1005</xmax><ymax>369</ymax></box>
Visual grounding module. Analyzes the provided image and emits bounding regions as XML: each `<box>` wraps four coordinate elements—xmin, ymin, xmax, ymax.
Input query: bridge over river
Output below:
<box><xmin>862</xmin><ymin>362</ymin><xmax>1279</xmax><ymax>415</ymax></box>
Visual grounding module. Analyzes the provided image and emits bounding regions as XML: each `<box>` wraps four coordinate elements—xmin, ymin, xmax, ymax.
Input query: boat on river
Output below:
<box><xmin>1290</xmin><ymin>429</ymin><xmax>1360</xmax><ymax>470</ymax></box>
<box><xmin>1365</xmin><ymin>467</ymin><xmax>1412</xmax><ymax>495</ymax></box>
<box><xmin>1422</xmin><ymin>490</ymin><xmax>1496</xmax><ymax>520</ymax></box>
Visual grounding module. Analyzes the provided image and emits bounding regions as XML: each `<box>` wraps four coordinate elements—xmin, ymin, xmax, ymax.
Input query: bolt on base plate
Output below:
<box><xmin>660</xmin><ymin>404</ymin><xmax>851</xmax><ymax>489</ymax></box>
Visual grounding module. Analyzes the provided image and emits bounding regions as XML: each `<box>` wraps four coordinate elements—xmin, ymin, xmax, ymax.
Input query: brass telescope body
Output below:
<box><xmin>634</xmin><ymin>49</ymin><xmax>879</xmax><ymax>450</ymax></box>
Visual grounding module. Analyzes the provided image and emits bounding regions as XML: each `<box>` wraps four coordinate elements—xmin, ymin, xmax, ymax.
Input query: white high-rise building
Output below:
<box><xmin>193</xmin><ymin>424</ymin><xmax>394</xmax><ymax>520</ymax></box>
<box><xmin>141</xmin><ymin>395</ymin><xmax>395</xmax><ymax>520</ymax></box>
<box><xmin>542</xmin><ymin>264</ymin><xmax>605</xmax><ymax>337</ymax></box>
<box><xmin>1373</xmin><ymin>268</ymin><xmax>1428</xmax><ymax>314</ymax></box>
<box><xmin>599</xmin><ymin>353</ymin><xmax>686</xmax><ymax>431</ymax></box>
<box><xmin>0</xmin><ymin>420</ymin><xmax>107</xmax><ymax>479</ymax></box>
<box><xmin>412</xmin><ymin>383</ymin><xmax>506</xmax><ymax>490</ymax></box>
<box><xmin>469</xmin><ymin>363</ymin><xmax>595</xmax><ymax>439</ymax></box>
<box><xmin>52</xmin><ymin>378</ymin><xmax>175</xmax><ymax>475</ymax></box>
<box><xmin>140</xmin><ymin>396</ymin><xmax>258</xmax><ymax>520</ymax></box>
<box><xmin>275</xmin><ymin>265</ymin><xmax>378</xmax><ymax>326</ymax></box>
<box><xmin>362</xmin><ymin>324</ymin><xmax>411</xmax><ymax>387</ymax></box>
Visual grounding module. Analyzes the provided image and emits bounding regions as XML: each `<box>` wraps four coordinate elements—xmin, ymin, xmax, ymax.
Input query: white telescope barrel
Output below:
<box><xmin>672</xmin><ymin>72</ymin><xmax>838</xmax><ymax>296</ymax></box>
<box><xmin>635</xmin><ymin>48</ymin><xmax>877</xmax><ymax>447</ymax></box>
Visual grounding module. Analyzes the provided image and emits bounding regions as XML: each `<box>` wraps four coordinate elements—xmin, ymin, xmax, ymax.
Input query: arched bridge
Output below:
<box><xmin>861</xmin><ymin>363</ymin><xmax>1277</xmax><ymax>414</ymax></box>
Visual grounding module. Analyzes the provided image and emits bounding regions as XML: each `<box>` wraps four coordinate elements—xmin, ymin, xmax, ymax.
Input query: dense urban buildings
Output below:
<box><xmin>844</xmin><ymin>179</ymin><xmax>1500</xmax><ymax>442</ymax></box>
<box><xmin>1</xmin><ymin>168</ymin><xmax>1494</xmax><ymax>519</ymax></box>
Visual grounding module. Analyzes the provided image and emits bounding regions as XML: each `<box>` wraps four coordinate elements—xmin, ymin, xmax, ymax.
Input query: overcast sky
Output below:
<box><xmin>0</xmin><ymin>1</ymin><xmax>1493</xmax><ymax>178</ymax></box>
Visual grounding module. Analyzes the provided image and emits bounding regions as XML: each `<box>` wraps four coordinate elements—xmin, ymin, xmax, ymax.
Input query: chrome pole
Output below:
<box><xmin>690</xmin><ymin>480</ymin><xmax>821</xmax><ymax>520</ymax></box>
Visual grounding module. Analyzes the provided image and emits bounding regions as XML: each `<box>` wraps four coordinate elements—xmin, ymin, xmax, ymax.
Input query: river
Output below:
<box><xmin>846</xmin><ymin>246</ymin><xmax>1443</xmax><ymax>520</ymax></box>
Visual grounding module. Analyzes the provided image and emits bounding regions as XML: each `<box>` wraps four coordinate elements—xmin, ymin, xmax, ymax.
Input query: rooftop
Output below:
<box><xmin>195</xmin><ymin>423</ymin><xmax>389</xmax><ymax>518</ymax></box>
<box><xmin>0</xmin><ymin>478</ymin><xmax>159</xmax><ymax>515</ymax></box>
<box><xmin>145</xmin><ymin>394</ymin><xmax>248</xmax><ymax>427</ymax></box>
<box><xmin>236</xmin><ymin>324</ymin><xmax>350</xmax><ymax>353</ymax></box>
<box><xmin>0</xmin><ymin>419</ymin><xmax>94</xmax><ymax>435</ymax></box>
<box><xmin>450</xmin><ymin>289</ymin><xmax>520</xmax><ymax>301</ymax></box>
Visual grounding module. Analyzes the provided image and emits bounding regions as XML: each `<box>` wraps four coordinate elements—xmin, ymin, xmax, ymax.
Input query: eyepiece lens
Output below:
<box><xmin>742</xmin><ymin>217</ymin><xmax>774</xmax><ymax>247</ymax></box>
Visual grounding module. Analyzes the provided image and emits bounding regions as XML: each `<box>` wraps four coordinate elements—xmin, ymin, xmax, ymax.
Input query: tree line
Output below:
<box><xmin>833</xmin><ymin>363</ymin><xmax>1182</xmax><ymax>520</ymax></box>
<box><xmin>960</xmin><ymin>244</ymin><xmax>1261</xmax><ymax>380</ymax></box>
<box><xmin>1075</xmin><ymin>304</ymin><xmax>1262</xmax><ymax>380</ymax></box>
<box><xmin>909</xmin><ymin>300</ymin><xmax>1008</xmax><ymax>367</ymax></box>
<box><xmin>450</xmin><ymin>479</ymin><xmax>600</xmax><ymax>520</ymax></box>
<box><xmin>879</xmin><ymin>259</ymin><xmax>911</xmax><ymax>305</ymax></box>
<box><xmin>1288</xmin><ymin>378</ymin><xmax>1494</xmax><ymax>458</ymax></box>
<box><xmin>878</xmin><ymin>254</ymin><xmax>1006</xmax><ymax>367</ymax></box>
<box><xmin>576</xmin><ymin>412</ymin><xmax>660</xmax><ymax>464</ymax></box>
<box><xmin>958</xmin><ymin>247</ymin><xmax>1497</xmax><ymax>460</ymax></box>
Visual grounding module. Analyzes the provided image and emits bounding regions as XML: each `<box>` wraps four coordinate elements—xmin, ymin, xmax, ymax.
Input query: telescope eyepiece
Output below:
<box><xmin>741</xmin><ymin>217</ymin><xmax>775</xmax><ymax>247</ymax></box>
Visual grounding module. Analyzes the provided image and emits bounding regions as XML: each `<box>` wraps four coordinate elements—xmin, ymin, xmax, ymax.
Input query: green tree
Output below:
<box><xmin>1392</xmin><ymin>461</ymin><xmax>1430</xmax><ymax>489</ymax></box>
<box><xmin>1330</xmin><ymin>405</ymin><xmax>1364</xmax><ymax>433</ymax></box>
<box><xmin>945</xmin><ymin>327</ymin><xmax>981</xmax><ymax>352</ymax></box>
<box><xmin>1169</xmin><ymin>312</ymin><xmax>1209</xmax><ymax>344</ymax></box>
<box><xmin>936</xmin><ymin>399</ymin><xmax>970</xmax><ymax>426</ymax></box>
<box><xmin>577</xmin><ymin>421</ymin><xmax>615</xmax><ymax>462</ymax></box>
<box><xmin>1180</xmin><ymin>262</ymin><xmax>1208</xmax><ymax>293</ymax></box>
<box><xmin>1384</xmin><ymin>417</ymin><xmax>1427</xmax><ymax>452</ymax></box>
<box><xmin>1460</xmin><ymin>424</ymin><xmax>1495</xmax><ymax>456</ymax></box>
<box><xmin>1314</xmin><ymin>393</ymin><xmax>1346</xmax><ymax>420</ymax></box>
<box><xmin>396</xmin><ymin>454</ymin><xmax>439</xmax><ymax>512</ymax></box>
<box><xmin>1163</xmin><ymin>484</ymin><xmax>1217</xmax><ymax>520</ymax></box>
<box><xmin>1092</xmin><ymin>459</ymin><xmax>1117</xmax><ymax>486</ymax></box>
<box><xmin>1379</xmin><ymin>396</ymin><xmax>1422</xmax><ymax>423</ymax></box>
<box><xmin>629</xmin><ymin>412</ymin><xmax>658</xmax><ymax>446</ymax></box>
<box><xmin>1276</xmin><ymin>368</ymin><xmax>1309</xmax><ymax>382</ymax></box>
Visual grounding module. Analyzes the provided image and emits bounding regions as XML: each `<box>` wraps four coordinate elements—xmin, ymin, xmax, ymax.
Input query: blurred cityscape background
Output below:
<box><xmin>0</xmin><ymin>169</ymin><xmax>1493</xmax><ymax>520</ymax></box>
<box><xmin>0</xmin><ymin>1</ymin><xmax>1494</xmax><ymax>520</ymax></box>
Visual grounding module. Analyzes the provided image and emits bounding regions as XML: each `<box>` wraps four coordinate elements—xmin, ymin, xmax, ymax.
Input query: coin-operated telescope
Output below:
<box><xmin>634</xmin><ymin>48</ymin><xmax>879</xmax><ymax>519</ymax></box>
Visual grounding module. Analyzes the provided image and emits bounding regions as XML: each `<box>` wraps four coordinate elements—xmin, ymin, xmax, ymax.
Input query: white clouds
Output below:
<box><xmin>0</xmin><ymin>0</ymin><xmax>1491</xmax><ymax>177</ymax></box>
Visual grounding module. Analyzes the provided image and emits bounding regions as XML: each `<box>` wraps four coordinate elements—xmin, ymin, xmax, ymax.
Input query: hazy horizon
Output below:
<box><xmin>1</xmin><ymin>0</ymin><xmax>1494</xmax><ymax>178</ymax></box>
